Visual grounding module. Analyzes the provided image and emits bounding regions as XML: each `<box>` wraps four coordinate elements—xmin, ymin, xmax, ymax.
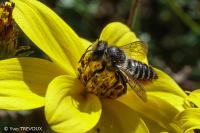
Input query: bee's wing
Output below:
<box><xmin>117</xmin><ymin>66</ymin><xmax>147</xmax><ymax>102</ymax></box>
<box><xmin>119</xmin><ymin>41</ymin><xmax>148</xmax><ymax>63</ymax></box>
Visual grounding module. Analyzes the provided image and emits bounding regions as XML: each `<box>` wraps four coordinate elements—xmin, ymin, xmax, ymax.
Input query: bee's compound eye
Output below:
<box><xmin>96</xmin><ymin>41</ymin><xmax>107</xmax><ymax>51</ymax></box>
<box><xmin>92</xmin><ymin>41</ymin><xmax>107</xmax><ymax>58</ymax></box>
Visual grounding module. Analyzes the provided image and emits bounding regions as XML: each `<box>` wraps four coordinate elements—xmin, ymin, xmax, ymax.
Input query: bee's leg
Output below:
<box><xmin>115</xmin><ymin>68</ymin><xmax>127</xmax><ymax>85</ymax></box>
<box><xmin>78</xmin><ymin>45</ymin><xmax>92</xmax><ymax>82</ymax></box>
<box><xmin>78</xmin><ymin>45</ymin><xmax>93</xmax><ymax>76</ymax></box>
<box><xmin>115</xmin><ymin>71</ymin><xmax>127</xmax><ymax>93</ymax></box>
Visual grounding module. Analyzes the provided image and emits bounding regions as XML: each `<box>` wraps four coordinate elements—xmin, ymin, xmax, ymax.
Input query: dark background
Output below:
<box><xmin>1</xmin><ymin>0</ymin><xmax>200</xmax><ymax>132</ymax></box>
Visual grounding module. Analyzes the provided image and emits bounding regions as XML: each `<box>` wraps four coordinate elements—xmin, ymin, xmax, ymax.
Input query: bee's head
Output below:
<box><xmin>91</xmin><ymin>40</ymin><xmax>108</xmax><ymax>60</ymax></box>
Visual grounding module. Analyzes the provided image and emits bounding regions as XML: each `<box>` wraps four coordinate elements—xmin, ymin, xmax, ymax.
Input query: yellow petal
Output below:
<box><xmin>45</xmin><ymin>75</ymin><xmax>101</xmax><ymax>133</ymax></box>
<box><xmin>148</xmin><ymin>91</ymin><xmax>185</xmax><ymax>112</ymax></box>
<box><xmin>117</xmin><ymin>67</ymin><xmax>186</xmax><ymax>131</ymax></box>
<box><xmin>117</xmin><ymin>91</ymin><xmax>182</xmax><ymax>132</ymax></box>
<box><xmin>0</xmin><ymin>57</ymin><xmax>64</xmax><ymax>110</ymax></box>
<box><xmin>185</xmin><ymin>89</ymin><xmax>200</xmax><ymax>108</ymax></box>
<box><xmin>88</xmin><ymin>99</ymin><xmax>149</xmax><ymax>133</ymax></box>
<box><xmin>174</xmin><ymin>108</ymin><xmax>200</xmax><ymax>133</ymax></box>
<box><xmin>145</xmin><ymin>69</ymin><xmax>186</xmax><ymax>111</ymax></box>
<box><xmin>100</xmin><ymin>22</ymin><xmax>148</xmax><ymax>64</ymax></box>
<box><xmin>144</xmin><ymin>68</ymin><xmax>187</xmax><ymax>98</ymax></box>
<box><xmin>100</xmin><ymin>22</ymin><xmax>139</xmax><ymax>46</ymax></box>
<box><xmin>12</xmin><ymin>0</ymin><xmax>85</xmax><ymax>75</ymax></box>
<box><xmin>117</xmin><ymin>68</ymin><xmax>188</xmax><ymax>132</ymax></box>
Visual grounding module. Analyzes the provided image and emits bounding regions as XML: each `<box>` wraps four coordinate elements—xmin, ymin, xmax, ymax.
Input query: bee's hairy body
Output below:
<box><xmin>78</xmin><ymin>56</ymin><xmax>126</xmax><ymax>99</ymax></box>
<box><xmin>78</xmin><ymin>40</ymin><xmax>158</xmax><ymax>99</ymax></box>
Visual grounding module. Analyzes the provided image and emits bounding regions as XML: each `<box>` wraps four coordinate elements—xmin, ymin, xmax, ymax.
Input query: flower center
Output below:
<box><xmin>0</xmin><ymin>2</ymin><xmax>17</xmax><ymax>59</ymax></box>
<box><xmin>78</xmin><ymin>50</ymin><xmax>127</xmax><ymax>99</ymax></box>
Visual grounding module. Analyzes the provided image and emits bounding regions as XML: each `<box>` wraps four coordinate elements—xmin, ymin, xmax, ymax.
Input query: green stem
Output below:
<box><xmin>127</xmin><ymin>0</ymin><xmax>139</xmax><ymax>30</ymax></box>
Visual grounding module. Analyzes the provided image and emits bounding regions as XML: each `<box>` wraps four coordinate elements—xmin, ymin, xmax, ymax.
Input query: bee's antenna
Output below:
<box><xmin>79</xmin><ymin>45</ymin><xmax>92</xmax><ymax>63</ymax></box>
<box><xmin>79</xmin><ymin>40</ymin><xmax>101</xmax><ymax>63</ymax></box>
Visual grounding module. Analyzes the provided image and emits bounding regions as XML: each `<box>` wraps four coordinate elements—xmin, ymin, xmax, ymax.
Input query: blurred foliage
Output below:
<box><xmin>1</xmin><ymin>0</ymin><xmax>200</xmax><ymax>132</ymax></box>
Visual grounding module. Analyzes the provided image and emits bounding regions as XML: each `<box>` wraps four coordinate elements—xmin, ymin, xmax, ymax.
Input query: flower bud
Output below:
<box><xmin>0</xmin><ymin>2</ymin><xmax>17</xmax><ymax>59</ymax></box>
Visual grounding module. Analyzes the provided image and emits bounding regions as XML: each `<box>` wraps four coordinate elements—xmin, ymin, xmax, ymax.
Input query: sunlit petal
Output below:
<box><xmin>185</xmin><ymin>89</ymin><xmax>200</xmax><ymax>108</ymax></box>
<box><xmin>174</xmin><ymin>108</ymin><xmax>200</xmax><ymax>133</ymax></box>
<box><xmin>45</xmin><ymin>75</ymin><xmax>101</xmax><ymax>133</ymax></box>
<box><xmin>144</xmin><ymin>68</ymin><xmax>187</xmax><ymax>98</ymax></box>
<box><xmin>88</xmin><ymin>99</ymin><xmax>149</xmax><ymax>133</ymax></box>
<box><xmin>148</xmin><ymin>91</ymin><xmax>185</xmax><ymax>111</ymax></box>
<box><xmin>12</xmin><ymin>0</ymin><xmax>85</xmax><ymax>75</ymax></box>
<box><xmin>0</xmin><ymin>57</ymin><xmax>64</xmax><ymax>110</ymax></box>
<box><xmin>100</xmin><ymin>22</ymin><xmax>139</xmax><ymax>46</ymax></box>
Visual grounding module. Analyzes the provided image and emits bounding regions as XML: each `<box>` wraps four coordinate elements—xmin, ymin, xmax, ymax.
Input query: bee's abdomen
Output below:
<box><xmin>126</xmin><ymin>59</ymin><xmax>158</xmax><ymax>80</ymax></box>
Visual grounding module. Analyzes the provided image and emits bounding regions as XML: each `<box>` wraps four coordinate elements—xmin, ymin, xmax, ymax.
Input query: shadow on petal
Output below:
<box><xmin>117</xmin><ymin>90</ymin><xmax>182</xmax><ymax>132</ymax></box>
<box><xmin>142</xmin><ymin>116</ymin><xmax>175</xmax><ymax>133</ymax></box>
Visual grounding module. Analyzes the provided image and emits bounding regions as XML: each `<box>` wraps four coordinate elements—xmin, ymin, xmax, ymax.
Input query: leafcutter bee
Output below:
<box><xmin>78</xmin><ymin>40</ymin><xmax>158</xmax><ymax>102</ymax></box>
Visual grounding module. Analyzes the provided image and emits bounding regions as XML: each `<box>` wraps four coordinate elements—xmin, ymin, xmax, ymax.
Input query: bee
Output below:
<box><xmin>78</xmin><ymin>40</ymin><xmax>158</xmax><ymax>102</ymax></box>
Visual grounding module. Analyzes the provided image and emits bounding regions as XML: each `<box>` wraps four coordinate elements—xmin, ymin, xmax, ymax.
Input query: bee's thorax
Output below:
<box><xmin>104</xmin><ymin>46</ymin><xmax>126</xmax><ymax>67</ymax></box>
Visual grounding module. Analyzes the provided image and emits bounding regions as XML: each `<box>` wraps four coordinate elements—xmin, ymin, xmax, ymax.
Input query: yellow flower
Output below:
<box><xmin>0</xmin><ymin>0</ymin><xmax>197</xmax><ymax>132</ymax></box>
<box><xmin>173</xmin><ymin>89</ymin><xmax>200</xmax><ymax>132</ymax></box>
